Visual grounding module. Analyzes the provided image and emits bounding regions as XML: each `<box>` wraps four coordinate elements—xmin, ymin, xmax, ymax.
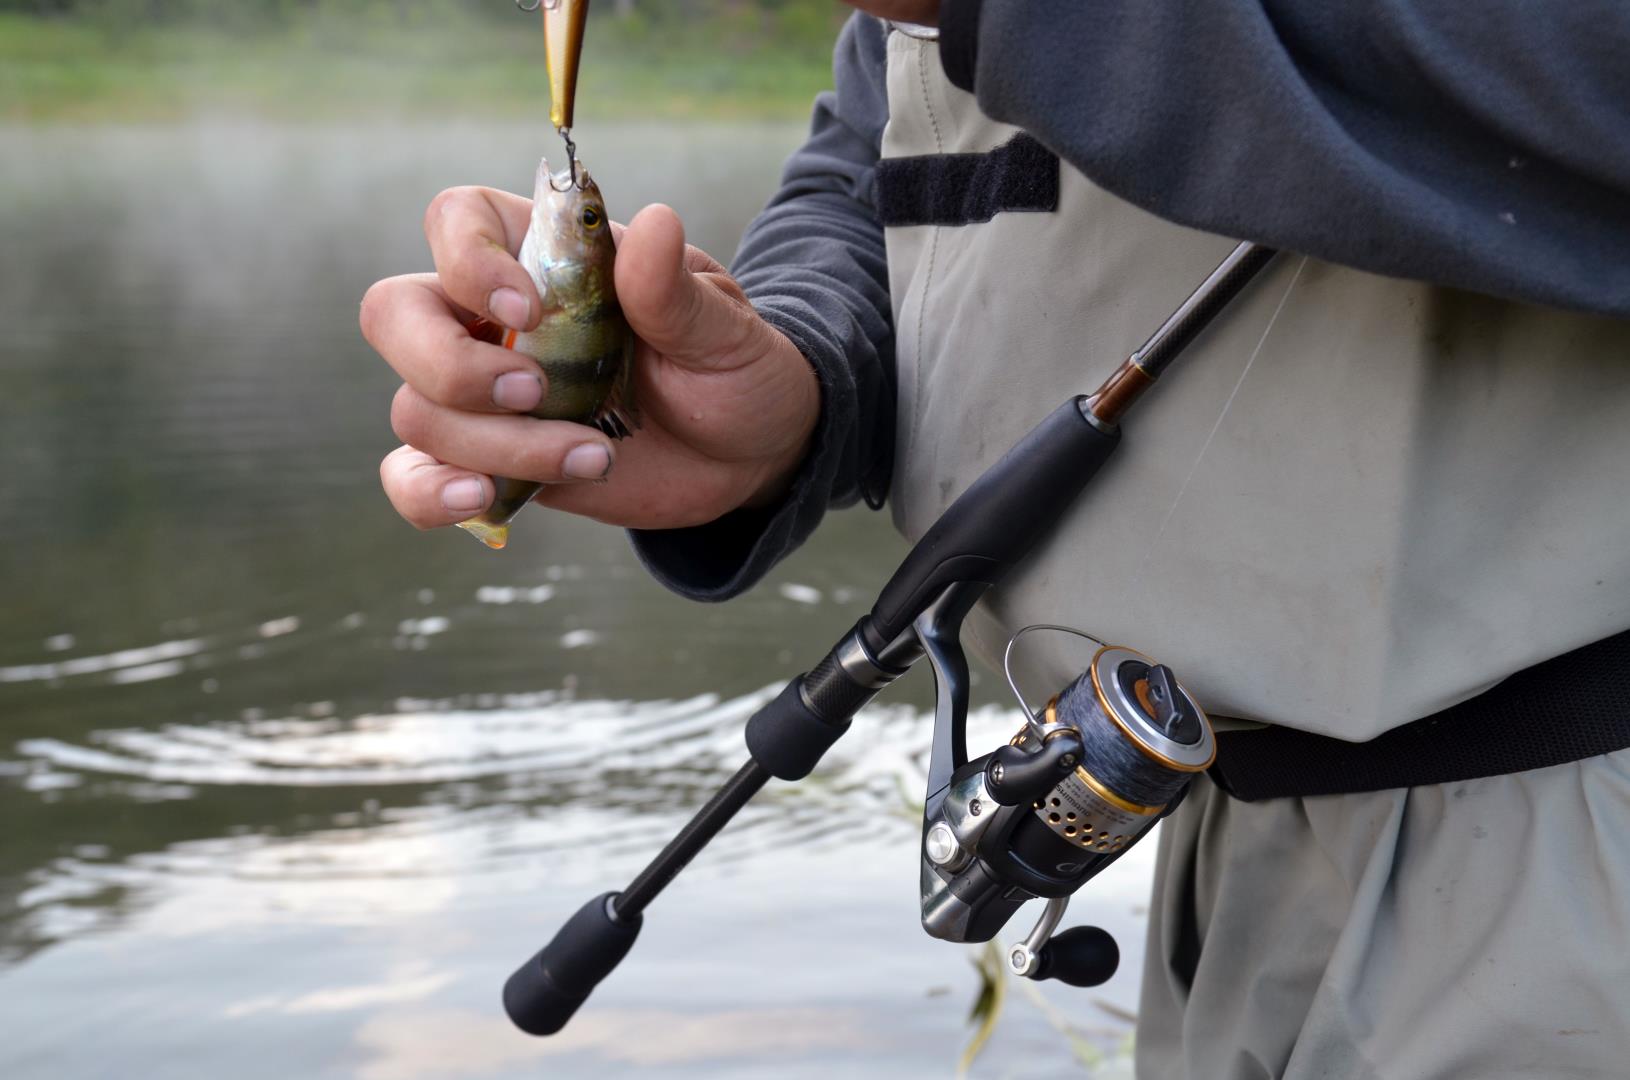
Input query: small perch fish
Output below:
<box><xmin>457</xmin><ymin>158</ymin><xmax>636</xmax><ymax>550</ymax></box>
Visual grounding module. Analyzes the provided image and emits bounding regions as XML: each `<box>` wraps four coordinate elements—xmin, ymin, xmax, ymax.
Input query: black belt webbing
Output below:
<box><xmin>1208</xmin><ymin>628</ymin><xmax>1630</xmax><ymax>801</ymax></box>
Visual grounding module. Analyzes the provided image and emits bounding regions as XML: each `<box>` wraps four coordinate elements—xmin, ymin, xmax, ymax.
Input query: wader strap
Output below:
<box><xmin>1209</xmin><ymin>628</ymin><xmax>1630</xmax><ymax>800</ymax></box>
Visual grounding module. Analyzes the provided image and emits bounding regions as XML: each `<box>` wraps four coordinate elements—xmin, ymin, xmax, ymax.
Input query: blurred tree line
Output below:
<box><xmin>1</xmin><ymin>0</ymin><xmax>847</xmax><ymax>120</ymax></box>
<box><xmin>0</xmin><ymin>0</ymin><xmax>845</xmax><ymax>42</ymax></box>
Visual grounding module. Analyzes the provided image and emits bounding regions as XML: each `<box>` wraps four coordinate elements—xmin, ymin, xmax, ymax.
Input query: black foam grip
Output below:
<box><xmin>1033</xmin><ymin>925</ymin><xmax>1119</xmax><ymax>988</ymax></box>
<box><xmin>868</xmin><ymin>398</ymin><xmax>1120</xmax><ymax>648</ymax></box>
<box><xmin>503</xmin><ymin>892</ymin><xmax>641</xmax><ymax>1036</ymax></box>
<box><xmin>744</xmin><ymin>677</ymin><xmax>852</xmax><ymax>781</ymax></box>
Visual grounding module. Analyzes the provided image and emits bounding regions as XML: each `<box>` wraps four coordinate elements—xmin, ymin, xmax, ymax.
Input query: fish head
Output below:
<box><xmin>530</xmin><ymin>157</ymin><xmax>615</xmax><ymax>268</ymax></box>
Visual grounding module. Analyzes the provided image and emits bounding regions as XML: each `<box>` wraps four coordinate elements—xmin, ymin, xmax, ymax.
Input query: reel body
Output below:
<box><xmin>918</xmin><ymin>631</ymin><xmax>1215</xmax><ymax>970</ymax></box>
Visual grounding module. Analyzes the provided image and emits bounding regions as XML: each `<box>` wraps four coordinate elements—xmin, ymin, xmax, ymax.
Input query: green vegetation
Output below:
<box><xmin>0</xmin><ymin>1</ymin><xmax>846</xmax><ymax>122</ymax></box>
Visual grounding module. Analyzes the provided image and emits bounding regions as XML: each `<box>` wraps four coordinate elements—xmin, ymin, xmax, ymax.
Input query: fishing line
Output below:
<box><xmin>1136</xmin><ymin>254</ymin><xmax>1309</xmax><ymax>578</ymax></box>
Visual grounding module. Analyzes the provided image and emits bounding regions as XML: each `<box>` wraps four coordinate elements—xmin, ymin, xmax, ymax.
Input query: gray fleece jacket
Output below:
<box><xmin>630</xmin><ymin>6</ymin><xmax>1630</xmax><ymax>603</ymax></box>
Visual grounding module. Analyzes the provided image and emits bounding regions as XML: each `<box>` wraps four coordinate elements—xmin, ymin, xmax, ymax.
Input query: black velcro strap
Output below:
<box><xmin>1209</xmin><ymin>628</ymin><xmax>1630</xmax><ymax>800</ymax></box>
<box><xmin>875</xmin><ymin>133</ymin><xmax>1059</xmax><ymax>227</ymax></box>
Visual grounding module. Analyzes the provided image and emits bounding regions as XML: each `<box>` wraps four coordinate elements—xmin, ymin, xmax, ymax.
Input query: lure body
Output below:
<box><xmin>457</xmin><ymin>158</ymin><xmax>634</xmax><ymax>550</ymax></box>
<box><xmin>544</xmin><ymin>0</ymin><xmax>588</xmax><ymax>131</ymax></box>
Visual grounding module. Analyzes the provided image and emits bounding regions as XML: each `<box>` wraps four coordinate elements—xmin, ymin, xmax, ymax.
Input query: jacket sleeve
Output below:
<box><xmin>938</xmin><ymin>0</ymin><xmax>1630</xmax><ymax>316</ymax></box>
<box><xmin>628</xmin><ymin>13</ymin><xmax>895</xmax><ymax>602</ymax></box>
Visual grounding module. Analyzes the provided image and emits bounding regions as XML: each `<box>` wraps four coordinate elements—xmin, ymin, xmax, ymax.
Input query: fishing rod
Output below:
<box><xmin>503</xmin><ymin>241</ymin><xmax>1279</xmax><ymax>1035</ymax></box>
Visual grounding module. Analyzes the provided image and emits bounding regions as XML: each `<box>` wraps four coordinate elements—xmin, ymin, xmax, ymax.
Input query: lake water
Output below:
<box><xmin>0</xmin><ymin>123</ymin><xmax>1151</xmax><ymax>1078</ymax></box>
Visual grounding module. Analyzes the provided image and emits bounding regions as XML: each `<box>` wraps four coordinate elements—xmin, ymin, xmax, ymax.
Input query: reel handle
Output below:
<box><xmin>985</xmin><ymin>733</ymin><xmax>1084</xmax><ymax>807</ymax></box>
<box><xmin>1031</xmin><ymin>925</ymin><xmax>1120</xmax><ymax>988</ymax></box>
<box><xmin>503</xmin><ymin>892</ymin><xmax>642</xmax><ymax>1036</ymax></box>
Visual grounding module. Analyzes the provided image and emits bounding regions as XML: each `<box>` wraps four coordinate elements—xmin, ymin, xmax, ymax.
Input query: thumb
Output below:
<box><xmin>615</xmin><ymin>203</ymin><xmax>765</xmax><ymax>371</ymax></box>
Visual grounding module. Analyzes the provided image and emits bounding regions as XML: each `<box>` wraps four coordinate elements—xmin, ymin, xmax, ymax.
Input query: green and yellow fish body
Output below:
<box><xmin>458</xmin><ymin>158</ymin><xmax>636</xmax><ymax>550</ymax></box>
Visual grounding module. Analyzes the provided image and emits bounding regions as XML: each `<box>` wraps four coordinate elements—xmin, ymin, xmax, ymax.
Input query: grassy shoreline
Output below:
<box><xmin>0</xmin><ymin>12</ymin><xmax>840</xmax><ymax>123</ymax></box>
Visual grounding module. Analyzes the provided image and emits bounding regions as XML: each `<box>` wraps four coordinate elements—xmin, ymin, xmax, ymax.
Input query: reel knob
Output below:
<box><xmin>1032</xmin><ymin>925</ymin><xmax>1119</xmax><ymax>988</ymax></box>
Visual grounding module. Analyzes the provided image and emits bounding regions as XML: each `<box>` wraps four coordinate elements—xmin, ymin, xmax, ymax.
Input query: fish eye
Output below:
<box><xmin>581</xmin><ymin>206</ymin><xmax>602</xmax><ymax>229</ymax></box>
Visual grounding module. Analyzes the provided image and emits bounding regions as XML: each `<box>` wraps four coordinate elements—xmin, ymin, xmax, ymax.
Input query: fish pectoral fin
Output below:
<box><xmin>591</xmin><ymin>340</ymin><xmax>640</xmax><ymax>440</ymax></box>
<box><xmin>464</xmin><ymin>316</ymin><xmax>506</xmax><ymax>346</ymax></box>
<box><xmin>537</xmin><ymin>281</ymin><xmax>559</xmax><ymax>316</ymax></box>
<box><xmin>593</xmin><ymin>411</ymin><xmax>632</xmax><ymax>440</ymax></box>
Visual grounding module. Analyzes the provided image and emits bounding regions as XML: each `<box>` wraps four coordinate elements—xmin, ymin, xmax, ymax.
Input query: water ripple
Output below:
<box><xmin>0</xmin><ymin>637</ymin><xmax>207</xmax><ymax>684</ymax></box>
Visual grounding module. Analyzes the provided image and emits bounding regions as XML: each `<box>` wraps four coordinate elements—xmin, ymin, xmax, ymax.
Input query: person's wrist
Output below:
<box><xmin>739</xmin><ymin>336</ymin><xmax>820</xmax><ymax>510</ymax></box>
<box><xmin>741</xmin><ymin>430</ymin><xmax>813</xmax><ymax>509</ymax></box>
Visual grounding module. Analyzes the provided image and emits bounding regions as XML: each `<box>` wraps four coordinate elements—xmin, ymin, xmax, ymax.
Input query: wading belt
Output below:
<box><xmin>1208</xmin><ymin>627</ymin><xmax>1630</xmax><ymax>801</ymax></box>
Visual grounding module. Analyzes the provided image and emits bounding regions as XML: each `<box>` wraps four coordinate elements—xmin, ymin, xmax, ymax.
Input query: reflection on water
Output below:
<box><xmin>0</xmin><ymin>124</ymin><xmax>1150</xmax><ymax>1078</ymax></box>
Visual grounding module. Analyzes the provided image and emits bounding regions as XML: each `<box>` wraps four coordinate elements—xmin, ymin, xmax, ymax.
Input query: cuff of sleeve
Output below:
<box><xmin>938</xmin><ymin>0</ymin><xmax>983</xmax><ymax>93</ymax></box>
<box><xmin>627</xmin><ymin>305</ymin><xmax>850</xmax><ymax>603</ymax></box>
<box><xmin>627</xmin><ymin>500</ymin><xmax>784</xmax><ymax>603</ymax></box>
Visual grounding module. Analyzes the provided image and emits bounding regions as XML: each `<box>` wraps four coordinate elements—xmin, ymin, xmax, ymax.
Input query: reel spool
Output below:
<box><xmin>1017</xmin><ymin>641</ymin><xmax>1214</xmax><ymax>859</ymax></box>
<box><xmin>918</xmin><ymin>626</ymin><xmax>1214</xmax><ymax>986</ymax></box>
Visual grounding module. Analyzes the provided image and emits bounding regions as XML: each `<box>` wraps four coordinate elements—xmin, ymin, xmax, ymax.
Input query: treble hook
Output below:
<box><xmin>548</xmin><ymin>127</ymin><xmax>583</xmax><ymax>192</ymax></box>
<box><xmin>515</xmin><ymin>0</ymin><xmax>541</xmax><ymax>10</ymax></box>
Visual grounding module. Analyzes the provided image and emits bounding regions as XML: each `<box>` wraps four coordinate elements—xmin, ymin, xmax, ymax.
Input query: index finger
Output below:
<box><xmin>424</xmin><ymin>185</ymin><xmax>540</xmax><ymax>333</ymax></box>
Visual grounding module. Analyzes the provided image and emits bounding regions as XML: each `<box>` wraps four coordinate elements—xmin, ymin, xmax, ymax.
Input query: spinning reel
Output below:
<box><xmin>500</xmin><ymin>243</ymin><xmax>1274</xmax><ymax>1036</ymax></box>
<box><xmin>916</xmin><ymin>616</ymin><xmax>1212</xmax><ymax>987</ymax></box>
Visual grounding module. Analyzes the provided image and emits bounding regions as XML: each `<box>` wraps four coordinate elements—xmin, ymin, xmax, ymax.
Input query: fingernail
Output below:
<box><xmin>492</xmin><ymin>371</ymin><xmax>544</xmax><ymax>411</ymax></box>
<box><xmin>488</xmin><ymin>287</ymin><xmax>530</xmax><ymax>330</ymax></box>
<box><xmin>441</xmin><ymin>477</ymin><xmax>487</xmax><ymax>512</ymax></box>
<box><xmin>562</xmin><ymin>443</ymin><xmax>612</xmax><ymax>480</ymax></box>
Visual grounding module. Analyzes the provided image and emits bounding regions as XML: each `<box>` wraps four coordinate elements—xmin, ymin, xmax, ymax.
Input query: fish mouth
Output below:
<box><xmin>534</xmin><ymin>156</ymin><xmax>590</xmax><ymax>197</ymax></box>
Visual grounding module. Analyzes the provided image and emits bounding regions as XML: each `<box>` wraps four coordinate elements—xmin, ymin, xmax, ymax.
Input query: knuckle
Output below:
<box><xmin>686</xmin><ymin>244</ymin><xmax>726</xmax><ymax>276</ymax></box>
<box><xmin>423</xmin><ymin>186</ymin><xmax>468</xmax><ymax>238</ymax></box>
<box><xmin>514</xmin><ymin>439</ymin><xmax>558</xmax><ymax>481</ymax></box>
<box><xmin>411</xmin><ymin>339</ymin><xmax>462</xmax><ymax>404</ymax></box>
<box><xmin>425</xmin><ymin>188</ymin><xmax>500</xmax><ymax>284</ymax></box>
<box><xmin>379</xmin><ymin>459</ymin><xmax>432</xmax><ymax>531</ymax></box>
<box><xmin>389</xmin><ymin>385</ymin><xmax>427</xmax><ymax>446</ymax></box>
<box><xmin>511</xmin><ymin>447</ymin><xmax>545</xmax><ymax>481</ymax></box>
<box><xmin>358</xmin><ymin>278</ymin><xmax>393</xmax><ymax>346</ymax></box>
<box><xmin>425</xmin><ymin>361</ymin><xmax>462</xmax><ymax>407</ymax></box>
<box><xmin>440</xmin><ymin>252</ymin><xmax>496</xmax><ymax>313</ymax></box>
<box><xmin>679</xmin><ymin>274</ymin><xmax>708</xmax><ymax>335</ymax></box>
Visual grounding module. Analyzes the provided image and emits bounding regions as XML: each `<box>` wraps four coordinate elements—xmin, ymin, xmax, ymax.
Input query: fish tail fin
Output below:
<box><xmin>456</xmin><ymin>517</ymin><xmax>510</xmax><ymax>550</ymax></box>
<box><xmin>455</xmin><ymin>478</ymin><xmax>544</xmax><ymax>549</ymax></box>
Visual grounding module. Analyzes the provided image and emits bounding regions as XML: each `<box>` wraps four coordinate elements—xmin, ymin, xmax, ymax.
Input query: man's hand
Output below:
<box><xmin>360</xmin><ymin>188</ymin><xmax>819</xmax><ymax>533</ymax></box>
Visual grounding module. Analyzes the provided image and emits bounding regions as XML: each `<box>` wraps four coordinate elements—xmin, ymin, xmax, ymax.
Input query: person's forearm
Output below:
<box><xmin>940</xmin><ymin>0</ymin><xmax>1630</xmax><ymax>316</ymax></box>
<box><xmin>629</xmin><ymin>13</ymin><xmax>894</xmax><ymax>601</ymax></box>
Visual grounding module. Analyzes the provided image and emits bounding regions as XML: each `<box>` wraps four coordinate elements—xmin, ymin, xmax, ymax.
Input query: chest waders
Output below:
<box><xmin>500</xmin><ymin>243</ymin><xmax>1278</xmax><ymax>1037</ymax></box>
